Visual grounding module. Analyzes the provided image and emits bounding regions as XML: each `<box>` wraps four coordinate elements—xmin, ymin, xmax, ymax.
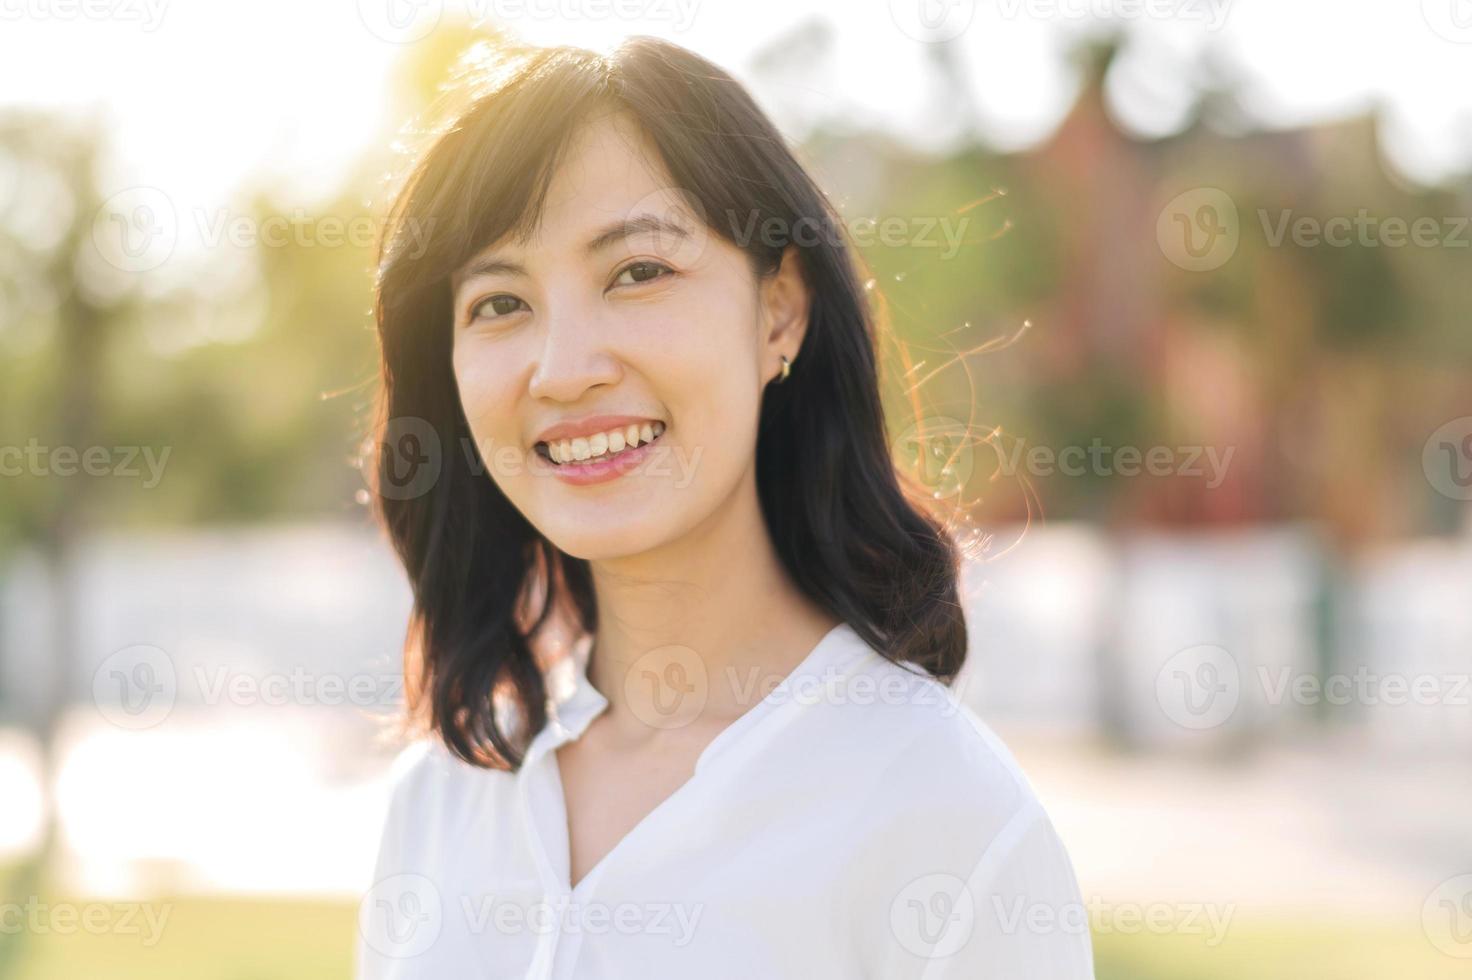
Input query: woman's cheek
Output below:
<box><xmin>452</xmin><ymin>341</ymin><xmax>521</xmax><ymax>456</ymax></box>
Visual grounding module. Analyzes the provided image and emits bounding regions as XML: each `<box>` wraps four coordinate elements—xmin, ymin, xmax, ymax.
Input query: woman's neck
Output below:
<box><xmin>584</xmin><ymin>472</ymin><xmax>839</xmax><ymax>738</ymax></box>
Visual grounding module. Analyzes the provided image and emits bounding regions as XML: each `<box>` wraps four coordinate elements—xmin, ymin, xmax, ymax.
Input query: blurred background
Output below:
<box><xmin>2</xmin><ymin>1</ymin><xmax>1470</xmax><ymax>977</ymax></box>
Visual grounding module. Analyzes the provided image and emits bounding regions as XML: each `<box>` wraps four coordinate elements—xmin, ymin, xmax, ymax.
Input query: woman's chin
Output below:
<box><xmin>541</xmin><ymin>514</ymin><xmax>676</xmax><ymax>562</ymax></box>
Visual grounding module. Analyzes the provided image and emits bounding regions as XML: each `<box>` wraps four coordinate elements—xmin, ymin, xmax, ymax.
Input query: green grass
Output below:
<box><xmin>0</xmin><ymin>896</ymin><xmax>1465</xmax><ymax>979</ymax></box>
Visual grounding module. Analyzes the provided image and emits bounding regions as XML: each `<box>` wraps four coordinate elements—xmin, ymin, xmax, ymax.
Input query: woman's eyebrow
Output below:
<box><xmin>456</xmin><ymin>213</ymin><xmax>690</xmax><ymax>286</ymax></box>
<box><xmin>457</xmin><ymin>257</ymin><xmax>527</xmax><ymax>283</ymax></box>
<box><xmin>584</xmin><ymin>213</ymin><xmax>689</xmax><ymax>254</ymax></box>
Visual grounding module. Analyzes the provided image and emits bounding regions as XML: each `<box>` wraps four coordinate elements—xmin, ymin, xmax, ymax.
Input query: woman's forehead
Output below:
<box><xmin>536</xmin><ymin>114</ymin><xmax>675</xmax><ymax>234</ymax></box>
<box><xmin>453</xmin><ymin>116</ymin><xmax>681</xmax><ymax>271</ymax></box>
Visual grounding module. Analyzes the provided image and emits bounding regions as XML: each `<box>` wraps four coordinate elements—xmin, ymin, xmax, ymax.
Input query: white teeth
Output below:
<box><xmin>546</xmin><ymin>421</ymin><xmax>664</xmax><ymax>465</ymax></box>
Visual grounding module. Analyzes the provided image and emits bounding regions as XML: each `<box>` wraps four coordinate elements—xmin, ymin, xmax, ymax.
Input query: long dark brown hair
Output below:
<box><xmin>369</xmin><ymin>35</ymin><xmax>966</xmax><ymax>770</ymax></box>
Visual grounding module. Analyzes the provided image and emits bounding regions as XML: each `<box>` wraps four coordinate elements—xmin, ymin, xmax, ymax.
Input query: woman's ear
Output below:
<box><xmin>759</xmin><ymin>245</ymin><xmax>811</xmax><ymax>382</ymax></box>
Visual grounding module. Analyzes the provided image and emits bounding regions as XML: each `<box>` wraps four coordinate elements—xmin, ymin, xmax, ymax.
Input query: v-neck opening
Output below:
<box><xmin>545</xmin><ymin>620</ymin><xmax>859</xmax><ymax>900</ymax></box>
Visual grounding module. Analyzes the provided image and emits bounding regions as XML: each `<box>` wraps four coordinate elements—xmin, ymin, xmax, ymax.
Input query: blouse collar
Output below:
<box><xmin>523</xmin><ymin>622</ymin><xmax>865</xmax><ymax>770</ymax></box>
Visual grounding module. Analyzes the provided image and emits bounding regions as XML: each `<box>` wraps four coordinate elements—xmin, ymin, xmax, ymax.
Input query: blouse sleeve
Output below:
<box><xmin>915</xmin><ymin>800</ymin><xmax>1096</xmax><ymax>979</ymax></box>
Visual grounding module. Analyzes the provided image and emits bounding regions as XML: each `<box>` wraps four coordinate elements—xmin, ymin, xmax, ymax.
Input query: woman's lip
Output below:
<box><xmin>537</xmin><ymin>420</ymin><xmax>667</xmax><ymax>465</ymax></box>
<box><xmin>542</xmin><ymin>431</ymin><xmax>664</xmax><ymax>487</ymax></box>
<box><xmin>533</xmin><ymin>414</ymin><xmax>664</xmax><ymax>447</ymax></box>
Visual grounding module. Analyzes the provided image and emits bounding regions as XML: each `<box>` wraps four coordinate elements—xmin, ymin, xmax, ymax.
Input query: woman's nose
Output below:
<box><xmin>526</xmin><ymin>303</ymin><xmax>623</xmax><ymax>403</ymax></box>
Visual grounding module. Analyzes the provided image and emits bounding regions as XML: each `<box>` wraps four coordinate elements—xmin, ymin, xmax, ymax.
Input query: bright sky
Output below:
<box><xmin>1</xmin><ymin>0</ymin><xmax>1469</xmax><ymax>213</ymax></box>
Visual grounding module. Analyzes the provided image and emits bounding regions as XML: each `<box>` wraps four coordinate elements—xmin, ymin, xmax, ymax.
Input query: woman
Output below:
<box><xmin>358</xmin><ymin>34</ymin><xmax>1093</xmax><ymax>979</ymax></box>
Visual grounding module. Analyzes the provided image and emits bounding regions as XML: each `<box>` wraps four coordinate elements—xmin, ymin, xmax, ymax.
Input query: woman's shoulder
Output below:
<box><xmin>375</xmin><ymin>736</ymin><xmax>518</xmax><ymax>837</ymax></box>
<box><xmin>830</xmin><ymin>638</ymin><xmax>1095</xmax><ymax>965</ymax></box>
<box><xmin>822</xmin><ymin>637</ymin><xmax>1092</xmax><ymax>973</ymax></box>
<box><xmin>832</xmin><ymin>637</ymin><xmax>1041</xmax><ymax>812</ymax></box>
<box><xmin>365</xmin><ymin>737</ymin><xmax>525</xmax><ymax>886</ymax></box>
<box><xmin>386</xmin><ymin>734</ymin><xmax>519</xmax><ymax>789</ymax></box>
<box><xmin>816</xmin><ymin>633</ymin><xmax>1079</xmax><ymax>875</ymax></box>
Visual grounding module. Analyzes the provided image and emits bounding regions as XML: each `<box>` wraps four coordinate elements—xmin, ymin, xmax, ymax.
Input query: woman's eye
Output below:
<box><xmin>470</xmin><ymin>294</ymin><xmax>526</xmax><ymax>320</ymax></box>
<box><xmin>612</xmin><ymin>261</ymin><xmax>673</xmax><ymax>288</ymax></box>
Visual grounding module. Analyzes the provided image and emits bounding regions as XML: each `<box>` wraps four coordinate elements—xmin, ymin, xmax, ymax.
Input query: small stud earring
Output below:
<box><xmin>778</xmin><ymin>354</ymin><xmax>792</xmax><ymax>383</ymax></box>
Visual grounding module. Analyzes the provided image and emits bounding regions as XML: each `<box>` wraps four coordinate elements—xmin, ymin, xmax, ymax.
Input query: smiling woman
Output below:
<box><xmin>360</xmin><ymin>34</ymin><xmax>1092</xmax><ymax>980</ymax></box>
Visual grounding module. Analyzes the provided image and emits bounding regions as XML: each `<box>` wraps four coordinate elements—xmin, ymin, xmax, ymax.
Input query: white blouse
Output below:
<box><xmin>356</xmin><ymin>622</ymin><xmax>1095</xmax><ymax>979</ymax></box>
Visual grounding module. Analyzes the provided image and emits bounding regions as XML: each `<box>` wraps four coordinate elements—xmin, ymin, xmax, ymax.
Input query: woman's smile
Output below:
<box><xmin>535</xmin><ymin>418</ymin><xmax>669</xmax><ymax>486</ymax></box>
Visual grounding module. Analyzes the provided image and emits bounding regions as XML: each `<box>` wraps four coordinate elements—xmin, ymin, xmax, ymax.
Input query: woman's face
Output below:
<box><xmin>450</xmin><ymin>111</ymin><xmax>807</xmax><ymax>560</ymax></box>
